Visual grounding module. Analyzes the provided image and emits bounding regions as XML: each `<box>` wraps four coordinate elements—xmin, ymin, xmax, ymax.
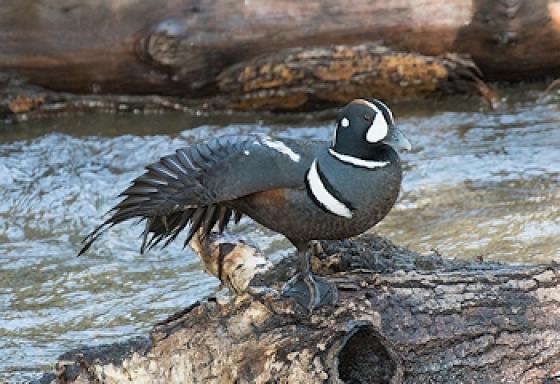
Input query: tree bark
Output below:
<box><xmin>1</xmin><ymin>44</ymin><xmax>491</xmax><ymax>121</ymax></box>
<box><xmin>3</xmin><ymin>0</ymin><xmax>560</xmax><ymax>90</ymax></box>
<box><xmin>5</xmin><ymin>0</ymin><xmax>560</xmax><ymax>115</ymax></box>
<box><xmin>45</xmin><ymin>235</ymin><xmax>560</xmax><ymax>384</ymax></box>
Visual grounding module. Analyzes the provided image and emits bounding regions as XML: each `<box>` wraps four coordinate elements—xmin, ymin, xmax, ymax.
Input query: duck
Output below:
<box><xmin>79</xmin><ymin>98</ymin><xmax>411</xmax><ymax>312</ymax></box>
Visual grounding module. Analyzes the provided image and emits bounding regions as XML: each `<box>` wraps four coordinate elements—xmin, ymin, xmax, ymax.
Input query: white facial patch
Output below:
<box><xmin>333</xmin><ymin>117</ymin><xmax>350</xmax><ymax>146</ymax></box>
<box><xmin>262</xmin><ymin>137</ymin><xmax>301</xmax><ymax>162</ymax></box>
<box><xmin>366</xmin><ymin>114</ymin><xmax>389</xmax><ymax>143</ymax></box>
<box><xmin>328</xmin><ymin>149</ymin><xmax>389</xmax><ymax>169</ymax></box>
<box><xmin>306</xmin><ymin>159</ymin><xmax>353</xmax><ymax>218</ymax></box>
<box><xmin>359</xmin><ymin>99</ymin><xmax>390</xmax><ymax>143</ymax></box>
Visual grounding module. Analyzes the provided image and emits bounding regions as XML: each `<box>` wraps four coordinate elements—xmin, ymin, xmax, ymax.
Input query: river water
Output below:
<box><xmin>1</xmin><ymin>87</ymin><xmax>559</xmax><ymax>382</ymax></box>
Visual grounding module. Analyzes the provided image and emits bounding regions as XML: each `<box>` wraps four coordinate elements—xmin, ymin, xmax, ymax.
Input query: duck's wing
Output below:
<box><xmin>79</xmin><ymin>135</ymin><xmax>317</xmax><ymax>255</ymax></box>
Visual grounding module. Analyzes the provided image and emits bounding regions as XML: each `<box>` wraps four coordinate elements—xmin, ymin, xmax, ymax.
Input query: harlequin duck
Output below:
<box><xmin>80</xmin><ymin>98</ymin><xmax>411</xmax><ymax>312</ymax></box>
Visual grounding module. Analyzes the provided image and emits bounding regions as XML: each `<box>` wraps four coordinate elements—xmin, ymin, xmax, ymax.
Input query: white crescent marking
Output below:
<box><xmin>307</xmin><ymin>159</ymin><xmax>353</xmax><ymax>218</ymax></box>
<box><xmin>332</xmin><ymin>117</ymin><xmax>350</xmax><ymax>146</ymax></box>
<box><xmin>328</xmin><ymin>149</ymin><xmax>389</xmax><ymax>169</ymax></box>
<box><xmin>333</xmin><ymin>117</ymin><xmax>350</xmax><ymax>146</ymax></box>
<box><xmin>359</xmin><ymin>99</ymin><xmax>390</xmax><ymax>143</ymax></box>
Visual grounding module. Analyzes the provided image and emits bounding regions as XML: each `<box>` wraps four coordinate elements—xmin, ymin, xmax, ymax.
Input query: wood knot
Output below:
<box><xmin>139</xmin><ymin>19</ymin><xmax>189</xmax><ymax>67</ymax></box>
<box><xmin>333</xmin><ymin>323</ymin><xmax>403</xmax><ymax>384</ymax></box>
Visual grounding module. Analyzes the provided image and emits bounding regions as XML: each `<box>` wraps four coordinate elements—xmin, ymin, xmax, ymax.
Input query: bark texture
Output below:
<box><xmin>44</xmin><ymin>235</ymin><xmax>560</xmax><ymax>384</ymax></box>
<box><xmin>12</xmin><ymin>0</ymin><xmax>560</xmax><ymax>115</ymax></box>
<box><xmin>0</xmin><ymin>44</ymin><xmax>491</xmax><ymax>121</ymax></box>
<box><xmin>3</xmin><ymin>0</ymin><xmax>560</xmax><ymax>90</ymax></box>
<box><xmin>214</xmin><ymin>46</ymin><xmax>488</xmax><ymax>111</ymax></box>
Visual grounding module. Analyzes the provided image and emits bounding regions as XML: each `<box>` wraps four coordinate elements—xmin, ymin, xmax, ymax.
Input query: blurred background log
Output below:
<box><xmin>44</xmin><ymin>235</ymin><xmax>560</xmax><ymax>384</ymax></box>
<box><xmin>214</xmin><ymin>46</ymin><xmax>489</xmax><ymax>111</ymax></box>
<box><xmin>4</xmin><ymin>0</ymin><xmax>560</xmax><ymax>114</ymax></box>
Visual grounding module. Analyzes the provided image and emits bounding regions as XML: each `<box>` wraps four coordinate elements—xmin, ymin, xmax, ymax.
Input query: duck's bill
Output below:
<box><xmin>383</xmin><ymin>126</ymin><xmax>412</xmax><ymax>151</ymax></box>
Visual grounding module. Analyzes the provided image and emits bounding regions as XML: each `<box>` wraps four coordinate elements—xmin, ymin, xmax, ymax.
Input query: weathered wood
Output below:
<box><xmin>1</xmin><ymin>48</ymin><xmax>492</xmax><ymax>121</ymax></box>
<box><xmin>4</xmin><ymin>0</ymin><xmax>560</xmax><ymax>114</ymax></box>
<box><xmin>46</xmin><ymin>235</ymin><xmax>560</xmax><ymax>384</ymax></box>
<box><xmin>0</xmin><ymin>45</ymin><xmax>492</xmax><ymax>120</ymax></box>
<box><xmin>0</xmin><ymin>76</ymin><xmax>196</xmax><ymax>123</ymax></box>
<box><xmin>214</xmin><ymin>46</ymin><xmax>491</xmax><ymax>111</ymax></box>
<box><xmin>3</xmin><ymin>0</ymin><xmax>560</xmax><ymax>90</ymax></box>
<box><xmin>190</xmin><ymin>231</ymin><xmax>272</xmax><ymax>294</ymax></box>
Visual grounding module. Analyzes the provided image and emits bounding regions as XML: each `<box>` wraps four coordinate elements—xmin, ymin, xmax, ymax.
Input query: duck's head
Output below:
<box><xmin>331</xmin><ymin>98</ymin><xmax>411</xmax><ymax>159</ymax></box>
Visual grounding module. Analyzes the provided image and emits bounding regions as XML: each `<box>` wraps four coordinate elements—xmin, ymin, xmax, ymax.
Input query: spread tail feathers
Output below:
<box><xmin>78</xmin><ymin>141</ymin><xmax>246</xmax><ymax>256</ymax></box>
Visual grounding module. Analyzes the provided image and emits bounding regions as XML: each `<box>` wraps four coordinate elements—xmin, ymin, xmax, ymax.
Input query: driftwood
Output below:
<box><xmin>0</xmin><ymin>43</ymin><xmax>491</xmax><ymax>121</ymax></box>
<box><xmin>43</xmin><ymin>235</ymin><xmax>560</xmax><ymax>384</ymax></box>
<box><xmin>10</xmin><ymin>0</ymin><xmax>560</xmax><ymax>116</ymax></box>
<box><xmin>3</xmin><ymin>0</ymin><xmax>560</xmax><ymax>89</ymax></box>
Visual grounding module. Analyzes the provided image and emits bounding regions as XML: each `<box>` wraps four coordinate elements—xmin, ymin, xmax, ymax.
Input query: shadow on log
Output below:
<box><xmin>42</xmin><ymin>235</ymin><xmax>560</xmax><ymax>384</ymax></box>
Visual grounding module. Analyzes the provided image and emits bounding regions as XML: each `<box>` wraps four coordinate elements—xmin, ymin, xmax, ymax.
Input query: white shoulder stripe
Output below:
<box><xmin>307</xmin><ymin>159</ymin><xmax>353</xmax><ymax>218</ymax></box>
<box><xmin>261</xmin><ymin>137</ymin><xmax>301</xmax><ymax>162</ymax></box>
<box><xmin>328</xmin><ymin>149</ymin><xmax>389</xmax><ymax>169</ymax></box>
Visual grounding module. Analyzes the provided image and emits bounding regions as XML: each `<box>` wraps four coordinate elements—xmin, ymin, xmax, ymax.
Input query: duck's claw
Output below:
<box><xmin>282</xmin><ymin>272</ymin><xmax>338</xmax><ymax>313</ymax></box>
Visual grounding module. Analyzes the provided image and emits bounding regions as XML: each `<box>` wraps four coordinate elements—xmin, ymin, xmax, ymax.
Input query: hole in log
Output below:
<box><xmin>337</xmin><ymin>326</ymin><xmax>396</xmax><ymax>384</ymax></box>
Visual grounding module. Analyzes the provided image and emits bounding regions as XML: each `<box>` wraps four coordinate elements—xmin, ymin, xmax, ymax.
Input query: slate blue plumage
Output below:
<box><xmin>80</xmin><ymin>98</ymin><xmax>411</xmax><ymax>311</ymax></box>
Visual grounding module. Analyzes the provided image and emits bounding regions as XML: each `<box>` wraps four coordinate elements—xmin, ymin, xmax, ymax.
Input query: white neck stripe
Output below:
<box><xmin>328</xmin><ymin>149</ymin><xmax>389</xmax><ymax>169</ymax></box>
<box><xmin>307</xmin><ymin>159</ymin><xmax>353</xmax><ymax>218</ymax></box>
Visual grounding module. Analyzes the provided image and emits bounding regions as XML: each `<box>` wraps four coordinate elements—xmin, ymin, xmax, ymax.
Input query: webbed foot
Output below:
<box><xmin>282</xmin><ymin>272</ymin><xmax>338</xmax><ymax>313</ymax></box>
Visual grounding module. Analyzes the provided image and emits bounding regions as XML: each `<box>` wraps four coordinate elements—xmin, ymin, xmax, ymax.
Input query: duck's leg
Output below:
<box><xmin>281</xmin><ymin>243</ymin><xmax>338</xmax><ymax>312</ymax></box>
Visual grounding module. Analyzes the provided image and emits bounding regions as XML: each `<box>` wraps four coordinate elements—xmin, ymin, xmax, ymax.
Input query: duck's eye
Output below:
<box><xmin>340</xmin><ymin>117</ymin><xmax>350</xmax><ymax>128</ymax></box>
<box><xmin>364</xmin><ymin>114</ymin><xmax>372</xmax><ymax>122</ymax></box>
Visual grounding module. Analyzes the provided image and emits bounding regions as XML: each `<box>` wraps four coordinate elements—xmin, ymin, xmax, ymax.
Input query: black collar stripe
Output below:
<box><xmin>314</xmin><ymin>161</ymin><xmax>355</xmax><ymax>211</ymax></box>
<box><xmin>305</xmin><ymin>168</ymin><xmax>334</xmax><ymax>215</ymax></box>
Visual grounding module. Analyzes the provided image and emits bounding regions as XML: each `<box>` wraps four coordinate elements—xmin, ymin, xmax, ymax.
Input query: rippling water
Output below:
<box><xmin>1</xmin><ymin>87</ymin><xmax>559</xmax><ymax>382</ymax></box>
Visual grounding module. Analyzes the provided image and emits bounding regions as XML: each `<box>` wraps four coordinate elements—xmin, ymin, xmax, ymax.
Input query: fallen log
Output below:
<box><xmin>3</xmin><ymin>0</ymin><xmax>560</xmax><ymax>91</ymax></box>
<box><xmin>0</xmin><ymin>44</ymin><xmax>493</xmax><ymax>122</ymax></box>
<box><xmin>11</xmin><ymin>0</ymin><xmax>560</xmax><ymax>115</ymax></box>
<box><xmin>44</xmin><ymin>235</ymin><xmax>560</xmax><ymax>384</ymax></box>
<box><xmin>213</xmin><ymin>46</ymin><xmax>489</xmax><ymax>111</ymax></box>
<box><xmin>0</xmin><ymin>44</ymin><xmax>493</xmax><ymax>121</ymax></box>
